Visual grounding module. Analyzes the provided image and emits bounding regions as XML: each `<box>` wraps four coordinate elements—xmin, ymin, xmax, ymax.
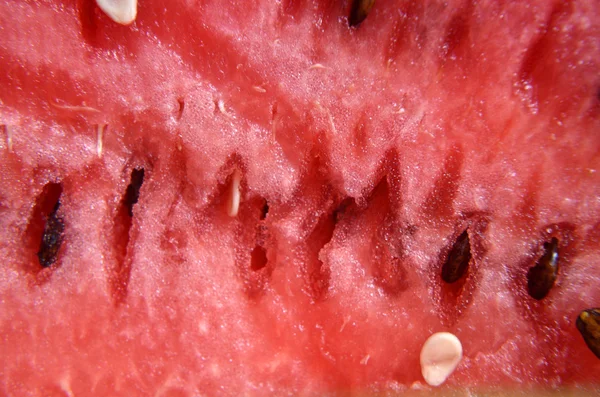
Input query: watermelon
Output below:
<box><xmin>1</xmin><ymin>0</ymin><xmax>599</xmax><ymax>394</ymax></box>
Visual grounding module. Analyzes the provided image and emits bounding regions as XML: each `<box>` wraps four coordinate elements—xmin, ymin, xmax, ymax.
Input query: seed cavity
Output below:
<box><xmin>306</xmin><ymin>209</ymin><xmax>337</xmax><ymax>300</ymax></box>
<box><xmin>250</xmin><ymin>244</ymin><xmax>268</xmax><ymax>271</ymax></box>
<box><xmin>576</xmin><ymin>308</ymin><xmax>600</xmax><ymax>359</ymax></box>
<box><xmin>441</xmin><ymin>230</ymin><xmax>471</xmax><ymax>283</ymax></box>
<box><xmin>37</xmin><ymin>183</ymin><xmax>65</xmax><ymax>268</ymax></box>
<box><xmin>420</xmin><ymin>332</ymin><xmax>463</xmax><ymax>387</ymax></box>
<box><xmin>123</xmin><ymin>168</ymin><xmax>145</xmax><ymax>217</ymax></box>
<box><xmin>176</xmin><ymin>98</ymin><xmax>185</xmax><ymax>120</ymax></box>
<box><xmin>260</xmin><ymin>199</ymin><xmax>269</xmax><ymax>220</ymax></box>
<box><xmin>110</xmin><ymin>167</ymin><xmax>145</xmax><ymax>304</ymax></box>
<box><xmin>96</xmin><ymin>0</ymin><xmax>137</xmax><ymax>25</ymax></box>
<box><xmin>527</xmin><ymin>237</ymin><xmax>559</xmax><ymax>300</ymax></box>
<box><xmin>349</xmin><ymin>0</ymin><xmax>375</xmax><ymax>27</ymax></box>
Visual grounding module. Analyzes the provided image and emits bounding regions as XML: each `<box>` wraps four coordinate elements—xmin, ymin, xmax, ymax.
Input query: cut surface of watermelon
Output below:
<box><xmin>1</xmin><ymin>0</ymin><xmax>600</xmax><ymax>395</ymax></box>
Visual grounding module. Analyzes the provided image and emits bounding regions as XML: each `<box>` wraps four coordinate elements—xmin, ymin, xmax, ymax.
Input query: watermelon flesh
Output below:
<box><xmin>1</xmin><ymin>0</ymin><xmax>600</xmax><ymax>394</ymax></box>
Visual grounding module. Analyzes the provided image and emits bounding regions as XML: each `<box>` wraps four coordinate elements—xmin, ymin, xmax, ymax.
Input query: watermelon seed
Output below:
<box><xmin>95</xmin><ymin>0</ymin><xmax>137</xmax><ymax>25</ymax></box>
<box><xmin>227</xmin><ymin>169</ymin><xmax>242</xmax><ymax>217</ymax></box>
<box><xmin>97</xmin><ymin>124</ymin><xmax>106</xmax><ymax>157</ymax></box>
<box><xmin>50</xmin><ymin>101</ymin><xmax>100</xmax><ymax>114</ymax></box>
<box><xmin>349</xmin><ymin>0</ymin><xmax>375</xmax><ymax>27</ymax></box>
<box><xmin>577</xmin><ymin>308</ymin><xmax>600</xmax><ymax>359</ymax></box>
<box><xmin>441</xmin><ymin>229</ymin><xmax>471</xmax><ymax>283</ymax></box>
<box><xmin>360</xmin><ymin>354</ymin><xmax>370</xmax><ymax>365</ymax></box>
<box><xmin>420</xmin><ymin>332</ymin><xmax>463</xmax><ymax>387</ymax></box>
<box><xmin>217</xmin><ymin>99</ymin><xmax>232</xmax><ymax>118</ymax></box>
<box><xmin>527</xmin><ymin>237</ymin><xmax>559</xmax><ymax>300</ymax></box>
<box><xmin>3</xmin><ymin>125</ymin><xmax>13</xmax><ymax>152</ymax></box>
<box><xmin>36</xmin><ymin>183</ymin><xmax>64</xmax><ymax>268</ymax></box>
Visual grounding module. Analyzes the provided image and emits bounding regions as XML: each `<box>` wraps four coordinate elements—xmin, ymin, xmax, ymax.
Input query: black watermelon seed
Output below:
<box><xmin>37</xmin><ymin>200</ymin><xmax>64</xmax><ymax>268</ymax></box>
<box><xmin>527</xmin><ymin>237</ymin><xmax>559</xmax><ymax>300</ymax></box>
<box><xmin>441</xmin><ymin>229</ymin><xmax>471</xmax><ymax>283</ymax></box>
<box><xmin>576</xmin><ymin>308</ymin><xmax>600</xmax><ymax>359</ymax></box>
<box><xmin>349</xmin><ymin>0</ymin><xmax>375</xmax><ymax>27</ymax></box>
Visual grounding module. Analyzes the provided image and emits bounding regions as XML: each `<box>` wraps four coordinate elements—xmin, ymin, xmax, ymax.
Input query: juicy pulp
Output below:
<box><xmin>1</xmin><ymin>0</ymin><xmax>600</xmax><ymax>395</ymax></box>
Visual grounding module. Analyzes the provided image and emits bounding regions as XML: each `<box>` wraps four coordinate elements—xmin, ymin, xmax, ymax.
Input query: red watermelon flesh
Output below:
<box><xmin>1</xmin><ymin>0</ymin><xmax>600</xmax><ymax>394</ymax></box>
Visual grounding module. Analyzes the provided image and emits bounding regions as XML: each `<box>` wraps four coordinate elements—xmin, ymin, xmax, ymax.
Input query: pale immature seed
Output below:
<box><xmin>227</xmin><ymin>170</ymin><xmax>241</xmax><ymax>217</ymax></box>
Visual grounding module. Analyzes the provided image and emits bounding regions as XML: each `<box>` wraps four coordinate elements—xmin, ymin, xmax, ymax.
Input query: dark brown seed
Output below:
<box><xmin>527</xmin><ymin>237</ymin><xmax>559</xmax><ymax>300</ymax></box>
<box><xmin>441</xmin><ymin>230</ymin><xmax>471</xmax><ymax>283</ymax></box>
<box><xmin>123</xmin><ymin>168</ymin><xmax>145</xmax><ymax>217</ymax></box>
<box><xmin>349</xmin><ymin>0</ymin><xmax>375</xmax><ymax>27</ymax></box>
<box><xmin>37</xmin><ymin>200</ymin><xmax>64</xmax><ymax>268</ymax></box>
<box><xmin>576</xmin><ymin>308</ymin><xmax>600</xmax><ymax>359</ymax></box>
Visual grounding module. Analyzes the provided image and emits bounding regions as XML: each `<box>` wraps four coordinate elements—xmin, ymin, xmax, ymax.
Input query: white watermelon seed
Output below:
<box><xmin>360</xmin><ymin>354</ymin><xmax>370</xmax><ymax>365</ymax></box>
<box><xmin>59</xmin><ymin>373</ymin><xmax>74</xmax><ymax>397</ymax></box>
<box><xmin>97</xmin><ymin>124</ymin><xmax>106</xmax><ymax>158</ymax></box>
<box><xmin>227</xmin><ymin>169</ymin><xmax>241</xmax><ymax>217</ymax></box>
<box><xmin>420</xmin><ymin>332</ymin><xmax>463</xmax><ymax>387</ymax></box>
<box><xmin>4</xmin><ymin>125</ymin><xmax>12</xmax><ymax>152</ymax></box>
<box><xmin>96</xmin><ymin>0</ymin><xmax>137</xmax><ymax>25</ymax></box>
<box><xmin>51</xmin><ymin>102</ymin><xmax>100</xmax><ymax>113</ymax></box>
<box><xmin>217</xmin><ymin>99</ymin><xmax>233</xmax><ymax>118</ymax></box>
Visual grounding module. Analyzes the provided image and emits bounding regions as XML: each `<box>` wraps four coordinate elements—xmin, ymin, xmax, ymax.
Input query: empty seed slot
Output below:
<box><xmin>122</xmin><ymin>168</ymin><xmax>145</xmax><ymax>217</ymax></box>
<box><xmin>260</xmin><ymin>199</ymin><xmax>269</xmax><ymax>220</ymax></box>
<box><xmin>26</xmin><ymin>182</ymin><xmax>64</xmax><ymax>270</ymax></box>
<box><xmin>250</xmin><ymin>244</ymin><xmax>268</xmax><ymax>271</ymax></box>
<box><xmin>305</xmin><ymin>209</ymin><xmax>338</xmax><ymax>300</ymax></box>
<box><xmin>176</xmin><ymin>97</ymin><xmax>185</xmax><ymax>120</ymax></box>
<box><xmin>232</xmin><ymin>195</ymin><xmax>274</xmax><ymax>298</ymax></box>
<box><xmin>110</xmin><ymin>167</ymin><xmax>145</xmax><ymax>304</ymax></box>
<box><xmin>355</xmin><ymin>175</ymin><xmax>409</xmax><ymax>297</ymax></box>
